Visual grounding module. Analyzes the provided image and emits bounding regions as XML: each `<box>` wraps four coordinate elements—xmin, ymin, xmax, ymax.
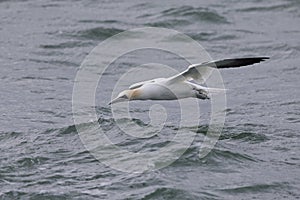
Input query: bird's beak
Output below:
<box><xmin>108</xmin><ymin>97</ymin><xmax>127</xmax><ymax>105</ymax></box>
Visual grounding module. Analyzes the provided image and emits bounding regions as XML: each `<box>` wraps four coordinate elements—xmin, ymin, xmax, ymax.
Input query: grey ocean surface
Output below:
<box><xmin>0</xmin><ymin>0</ymin><xmax>299</xmax><ymax>199</ymax></box>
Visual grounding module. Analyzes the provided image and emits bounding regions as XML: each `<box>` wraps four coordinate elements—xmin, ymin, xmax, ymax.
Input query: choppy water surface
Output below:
<box><xmin>1</xmin><ymin>0</ymin><xmax>299</xmax><ymax>199</ymax></box>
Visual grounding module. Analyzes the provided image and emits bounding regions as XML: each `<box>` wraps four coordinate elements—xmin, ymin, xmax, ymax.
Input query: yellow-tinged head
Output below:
<box><xmin>108</xmin><ymin>89</ymin><xmax>141</xmax><ymax>105</ymax></box>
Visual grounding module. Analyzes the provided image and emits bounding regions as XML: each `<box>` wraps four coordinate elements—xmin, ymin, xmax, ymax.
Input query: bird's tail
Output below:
<box><xmin>194</xmin><ymin>87</ymin><xmax>227</xmax><ymax>100</ymax></box>
<box><xmin>206</xmin><ymin>87</ymin><xmax>227</xmax><ymax>95</ymax></box>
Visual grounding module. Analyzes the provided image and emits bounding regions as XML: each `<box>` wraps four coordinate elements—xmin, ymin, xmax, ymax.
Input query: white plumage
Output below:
<box><xmin>109</xmin><ymin>57</ymin><xmax>269</xmax><ymax>105</ymax></box>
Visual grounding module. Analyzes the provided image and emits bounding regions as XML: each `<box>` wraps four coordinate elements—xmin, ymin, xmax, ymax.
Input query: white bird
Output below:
<box><xmin>109</xmin><ymin>57</ymin><xmax>269</xmax><ymax>105</ymax></box>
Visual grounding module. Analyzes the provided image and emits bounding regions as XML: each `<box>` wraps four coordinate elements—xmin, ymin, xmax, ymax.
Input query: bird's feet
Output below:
<box><xmin>194</xmin><ymin>88</ymin><xmax>210</xmax><ymax>100</ymax></box>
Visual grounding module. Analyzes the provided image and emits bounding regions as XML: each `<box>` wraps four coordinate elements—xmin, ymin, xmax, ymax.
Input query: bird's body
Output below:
<box><xmin>109</xmin><ymin>57</ymin><xmax>269</xmax><ymax>104</ymax></box>
<box><xmin>131</xmin><ymin>79</ymin><xmax>195</xmax><ymax>100</ymax></box>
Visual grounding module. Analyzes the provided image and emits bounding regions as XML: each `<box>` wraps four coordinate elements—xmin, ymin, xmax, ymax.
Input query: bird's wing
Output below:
<box><xmin>129</xmin><ymin>80</ymin><xmax>154</xmax><ymax>89</ymax></box>
<box><xmin>129</xmin><ymin>78</ymin><xmax>164</xmax><ymax>89</ymax></box>
<box><xmin>167</xmin><ymin>57</ymin><xmax>269</xmax><ymax>84</ymax></box>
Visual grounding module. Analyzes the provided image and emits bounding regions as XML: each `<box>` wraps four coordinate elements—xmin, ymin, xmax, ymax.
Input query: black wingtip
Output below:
<box><xmin>214</xmin><ymin>56</ymin><xmax>270</xmax><ymax>69</ymax></box>
<box><xmin>239</xmin><ymin>56</ymin><xmax>269</xmax><ymax>61</ymax></box>
<box><xmin>250</xmin><ymin>56</ymin><xmax>270</xmax><ymax>64</ymax></box>
<box><xmin>256</xmin><ymin>57</ymin><xmax>270</xmax><ymax>61</ymax></box>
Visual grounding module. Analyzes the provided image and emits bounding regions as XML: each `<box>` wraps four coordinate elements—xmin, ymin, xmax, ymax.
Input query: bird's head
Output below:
<box><xmin>109</xmin><ymin>89</ymin><xmax>141</xmax><ymax>105</ymax></box>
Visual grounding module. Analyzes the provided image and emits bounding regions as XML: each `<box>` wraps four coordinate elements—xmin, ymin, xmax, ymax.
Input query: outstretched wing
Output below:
<box><xmin>129</xmin><ymin>78</ymin><xmax>165</xmax><ymax>89</ymax></box>
<box><xmin>167</xmin><ymin>57</ymin><xmax>269</xmax><ymax>84</ymax></box>
<box><xmin>129</xmin><ymin>80</ymin><xmax>154</xmax><ymax>89</ymax></box>
<box><xmin>198</xmin><ymin>57</ymin><xmax>269</xmax><ymax>69</ymax></box>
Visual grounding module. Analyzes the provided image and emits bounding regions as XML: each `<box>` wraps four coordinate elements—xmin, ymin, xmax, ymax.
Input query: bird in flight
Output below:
<box><xmin>109</xmin><ymin>57</ymin><xmax>269</xmax><ymax>105</ymax></box>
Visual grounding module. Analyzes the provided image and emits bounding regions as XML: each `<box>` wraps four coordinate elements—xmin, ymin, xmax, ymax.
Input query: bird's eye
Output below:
<box><xmin>121</xmin><ymin>95</ymin><xmax>128</xmax><ymax>99</ymax></box>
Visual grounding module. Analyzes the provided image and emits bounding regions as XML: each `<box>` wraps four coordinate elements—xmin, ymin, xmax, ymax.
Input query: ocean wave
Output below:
<box><xmin>66</xmin><ymin>27</ymin><xmax>124</xmax><ymax>41</ymax></box>
<box><xmin>142</xmin><ymin>187</ymin><xmax>205</xmax><ymax>200</ymax></box>
<box><xmin>218</xmin><ymin>182</ymin><xmax>288</xmax><ymax>194</ymax></box>
<box><xmin>40</xmin><ymin>41</ymin><xmax>91</xmax><ymax>49</ymax></box>
<box><xmin>145</xmin><ymin>19</ymin><xmax>191</xmax><ymax>28</ymax></box>
<box><xmin>221</xmin><ymin>131</ymin><xmax>269</xmax><ymax>143</ymax></box>
<box><xmin>161</xmin><ymin>6</ymin><xmax>228</xmax><ymax>24</ymax></box>
<box><xmin>235</xmin><ymin>3</ymin><xmax>297</xmax><ymax>13</ymax></box>
<box><xmin>188</xmin><ymin>32</ymin><xmax>237</xmax><ymax>41</ymax></box>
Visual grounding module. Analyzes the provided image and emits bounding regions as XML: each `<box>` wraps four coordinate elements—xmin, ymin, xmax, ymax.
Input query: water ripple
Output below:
<box><xmin>71</xmin><ymin>27</ymin><xmax>124</xmax><ymax>40</ymax></box>
<box><xmin>161</xmin><ymin>6</ymin><xmax>228</xmax><ymax>24</ymax></box>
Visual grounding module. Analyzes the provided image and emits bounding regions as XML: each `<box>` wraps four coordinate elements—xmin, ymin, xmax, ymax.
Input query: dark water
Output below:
<box><xmin>1</xmin><ymin>0</ymin><xmax>300</xmax><ymax>199</ymax></box>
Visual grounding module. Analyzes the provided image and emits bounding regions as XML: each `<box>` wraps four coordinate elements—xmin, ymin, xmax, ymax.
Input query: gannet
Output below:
<box><xmin>109</xmin><ymin>57</ymin><xmax>269</xmax><ymax>105</ymax></box>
